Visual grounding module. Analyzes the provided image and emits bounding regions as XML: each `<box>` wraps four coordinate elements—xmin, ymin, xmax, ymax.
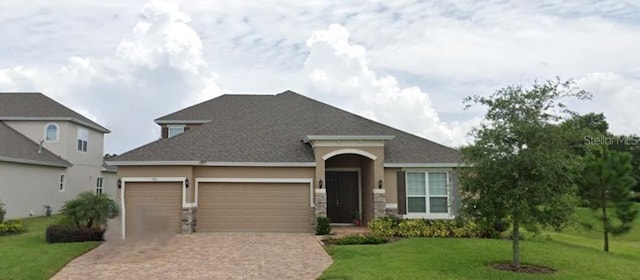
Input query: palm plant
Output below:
<box><xmin>59</xmin><ymin>192</ymin><xmax>118</xmax><ymax>228</ymax></box>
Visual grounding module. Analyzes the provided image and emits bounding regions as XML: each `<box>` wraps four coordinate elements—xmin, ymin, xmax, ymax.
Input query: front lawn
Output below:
<box><xmin>320</xmin><ymin>237</ymin><xmax>638</xmax><ymax>279</ymax></box>
<box><xmin>0</xmin><ymin>216</ymin><xmax>100</xmax><ymax>280</ymax></box>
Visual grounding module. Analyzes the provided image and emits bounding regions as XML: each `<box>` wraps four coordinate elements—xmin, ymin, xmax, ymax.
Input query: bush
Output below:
<box><xmin>0</xmin><ymin>199</ymin><xmax>6</xmax><ymax>223</ymax></box>
<box><xmin>45</xmin><ymin>224</ymin><xmax>104</xmax><ymax>243</ymax></box>
<box><xmin>59</xmin><ymin>192</ymin><xmax>118</xmax><ymax>229</ymax></box>
<box><xmin>369</xmin><ymin>217</ymin><xmax>480</xmax><ymax>238</ymax></box>
<box><xmin>316</xmin><ymin>216</ymin><xmax>331</xmax><ymax>235</ymax></box>
<box><xmin>328</xmin><ymin>234</ymin><xmax>388</xmax><ymax>245</ymax></box>
<box><xmin>367</xmin><ymin>216</ymin><xmax>401</xmax><ymax>237</ymax></box>
<box><xmin>0</xmin><ymin>219</ymin><xmax>25</xmax><ymax>235</ymax></box>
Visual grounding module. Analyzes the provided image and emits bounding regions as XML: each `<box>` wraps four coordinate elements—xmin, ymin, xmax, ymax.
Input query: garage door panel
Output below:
<box><xmin>198</xmin><ymin>182</ymin><xmax>310</xmax><ymax>232</ymax></box>
<box><xmin>125</xmin><ymin>182</ymin><xmax>182</xmax><ymax>239</ymax></box>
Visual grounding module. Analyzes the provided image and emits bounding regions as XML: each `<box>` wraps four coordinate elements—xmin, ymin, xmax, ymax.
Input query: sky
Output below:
<box><xmin>1</xmin><ymin>0</ymin><xmax>639</xmax><ymax>154</ymax></box>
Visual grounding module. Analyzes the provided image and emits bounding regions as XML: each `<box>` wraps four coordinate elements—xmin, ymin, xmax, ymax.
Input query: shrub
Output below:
<box><xmin>0</xmin><ymin>219</ymin><xmax>25</xmax><ymax>235</ymax></box>
<box><xmin>368</xmin><ymin>216</ymin><xmax>400</xmax><ymax>237</ymax></box>
<box><xmin>328</xmin><ymin>234</ymin><xmax>388</xmax><ymax>245</ymax></box>
<box><xmin>45</xmin><ymin>224</ymin><xmax>104</xmax><ymax>243</ymax></box>
<box><xmin>59</xmin><ymin>192</ymin><xmax>119</xmax><ymax>228</ymax></box>
<box><xmin>369</xmin><ymin>217</ymin><xmax>481</xmax><ymax>238</ymax></box>
<box><xmin>0</xmin><ymin>199</ymin><xmax>6</xmax><ymax>223</ymax></box>
<box><xmin>316</xmin><ymin>216</ymin><xmax>331</xmax><ymax>235</ymax></box>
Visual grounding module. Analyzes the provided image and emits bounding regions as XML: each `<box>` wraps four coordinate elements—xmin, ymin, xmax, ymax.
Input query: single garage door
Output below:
<box><xmin>198</xmin><ymin>182</ymin><xmax>311</xmax><ymax>232</ymax></box>
<box><xmin>125</xmin><ymin>182</ymin><xmax>182</xmax><ymax>239</ymax></box>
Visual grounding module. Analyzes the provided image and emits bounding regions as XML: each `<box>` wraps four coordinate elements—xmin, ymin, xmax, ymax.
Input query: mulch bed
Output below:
<box><xmin>489</xmin><ymin>262</ymin><xmax>556</xmax><ymax>274</ymax></box>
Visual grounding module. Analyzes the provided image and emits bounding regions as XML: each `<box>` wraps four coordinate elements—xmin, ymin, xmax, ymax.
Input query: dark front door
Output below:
<box><xmin>326</xmin><ymin>171</ymin><xmax>359</xmax><ymax>223</ymax></box>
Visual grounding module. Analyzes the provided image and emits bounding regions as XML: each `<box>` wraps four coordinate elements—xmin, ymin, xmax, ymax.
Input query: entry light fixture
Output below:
<box><xmin>378</xmin><ymin>179</ymin><xmax>383</xmax><ymax>189</ymax></box>
<box><xmin>117</xmin><ymin>179</ymin><xmax>122</xmax><ymax>189</ymax></box>
<box><xmin>319</xmin><ymin>179</ymin><xmax>323</xmax><ymax>189</ymax></box>
<box><xmin>185</xmin><ymin>178</ymin><xmax>189</xmax><ymax>188</ymax></box>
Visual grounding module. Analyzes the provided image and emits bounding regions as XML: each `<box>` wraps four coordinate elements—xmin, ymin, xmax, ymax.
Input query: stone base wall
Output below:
<box><xmin>314</xmin><ymin>189</ymin><xmax>327</xmax><ymax>218</ymax></box>
<box><xmin>385</xmin><ymin>207</ymin><xmax>399</xmax><ymax>217</ymax></box>
<box><xmin>181</xmin><ymin>206</ymin><xmax>197</xmax><ymax>233</ymax></box>
<box><xmin>373</xmin><ymin>189</ymin><xmax>386</xmax><ymax>219</ymax></box>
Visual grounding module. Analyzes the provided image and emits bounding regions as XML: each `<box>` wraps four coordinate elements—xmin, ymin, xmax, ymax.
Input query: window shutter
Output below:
<box><xmin>161</xmin><ymin>127</ymin><xmax>168</xmax><ymax>138</ymax></box>
<box><xmin>397</xmin><ymin>171</ymin><xmax>406</xmax><ymax>214</ymax></box>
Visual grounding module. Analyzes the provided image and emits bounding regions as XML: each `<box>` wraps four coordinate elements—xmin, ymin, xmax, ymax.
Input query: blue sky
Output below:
<box><xmin>1</xmin><ymin>0</ymin><xmax>639</xmax><ymax>154</ymax></box>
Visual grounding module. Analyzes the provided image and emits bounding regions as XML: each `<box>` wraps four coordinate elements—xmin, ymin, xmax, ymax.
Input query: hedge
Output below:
<box><xmin>325</xmin><ymin>234</ymin><xmax>388</xmax><ymax>245</ymax></box>
<box><xmin>368</xmin><ymin>217</ymin><xmax>481</xmax><ymax>238</ymax></box>
<box><xmin>0</xmin><ymin>220</ymin><xmax>25</xmax><ymax>235</ymax></box>
<box><xmin>45</xmin><ymin>224</ymin><xmax>104</xmax><ymax>243</ymax></box>
<box><xmin>316</xmin><ymin>216</ymin><xmax>331</xmax><ymax>235</ymax></box>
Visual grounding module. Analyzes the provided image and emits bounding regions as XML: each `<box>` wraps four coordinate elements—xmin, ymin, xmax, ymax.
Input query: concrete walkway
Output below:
<box><xmin>51</xmin><ymin>233</ymin><xmax>333</xmax><ymax>280</ymax></box>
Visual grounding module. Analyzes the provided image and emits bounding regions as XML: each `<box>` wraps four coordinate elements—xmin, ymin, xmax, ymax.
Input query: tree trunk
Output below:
<box><xmin>512</xmin><ymin>216</ymin><xmax>520</xmax><ymax>269</ymax></box>
<box><xmin>601</xmin><ymin>190</ymin><xmax>609</xmax><ymax>252</ymax></box>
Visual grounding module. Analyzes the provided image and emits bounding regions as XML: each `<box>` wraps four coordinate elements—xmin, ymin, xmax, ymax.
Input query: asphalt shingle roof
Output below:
<box><xmin>115</xmin><ymin>91</ymin><xmax>461</xmax><ymax>164</ymax></box>
<box><xmin>0</xmin><ymin>121</ymin><xmax>71</xmax><ymax>167</ymax></box>
<box><xmin>0</xmin><ymin>92</ymin><xmax>109</xmax><ymax>133</ymax></box>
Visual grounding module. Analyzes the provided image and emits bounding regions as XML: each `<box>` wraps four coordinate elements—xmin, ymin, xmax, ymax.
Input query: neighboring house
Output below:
<box><xmin>109</xmin><ymin>90</ymin><xmax>462</xmax><ymax>239</ymax></box>
<box><xmin>0</xmin><ymin>92</ymin><xmax>116</xmax><ymax>219</ymax></box>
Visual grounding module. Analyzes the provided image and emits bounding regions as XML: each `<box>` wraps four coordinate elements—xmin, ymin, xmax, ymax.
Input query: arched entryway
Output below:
<box><xmin>324</xmin><ymin>153</ymin><xmax>375</xmax><ymax>225</ymax></box>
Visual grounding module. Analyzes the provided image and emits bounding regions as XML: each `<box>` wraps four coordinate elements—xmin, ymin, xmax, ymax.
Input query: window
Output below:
<box><xmin>168</xmin><ymin>125</ymin><xmax>185</xmax><ymax>138</ymax></box>
<box><xmin>44</xmin><ymin>123</ymin><xmax>59</xmax><ymax>142</ymax></box>
<box><xmin>407</xmin><ymin>171</ymin><xmax>449</xmax><ymax>215</ymax></box>
<box><xmin>59</xmin><ymin>174</ymin><xmax>65</xmax><ymax>192</ymax></box>
<box><xmin>96</xmin><ymin>177</ymin><xmax>104</xmax><ymax>195</ymax></box>
<box><xmin>77</xmin><ymin>128</ymin><xmax>88</xmax><ymax>152</ymax></box>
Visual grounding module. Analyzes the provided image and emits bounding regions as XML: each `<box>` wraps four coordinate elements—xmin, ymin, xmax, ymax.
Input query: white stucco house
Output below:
<box><xmin>0</xmin><ymin>92</ymin><xmax>116</xmax><ymax>219</ymax></box>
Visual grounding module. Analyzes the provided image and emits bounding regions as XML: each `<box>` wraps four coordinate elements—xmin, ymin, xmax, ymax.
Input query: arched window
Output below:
<box><xmin>45</xmin><ymin>123</ymin><xmax>59</xmax><ymax>142</ymax></box>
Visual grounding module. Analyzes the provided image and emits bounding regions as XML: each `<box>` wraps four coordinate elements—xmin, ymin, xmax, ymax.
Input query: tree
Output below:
<box><xmin>0</xmin><ymin>199</ymin><xmax>6</xmax><ymax>223</ymax></box>
<box><xmin>59</xmin><ymin>192</ymin><xmax>118</xmax><ymax>228</ymax></box>
<box><xmin>460</xmin><ymin>79</ymin><xmax>589</xmax><ymax>269</ymax></box>
<box><xmin>581</xmin><ymin>145</ymin><xmax>638</xmax><ymax>252</ymax></box>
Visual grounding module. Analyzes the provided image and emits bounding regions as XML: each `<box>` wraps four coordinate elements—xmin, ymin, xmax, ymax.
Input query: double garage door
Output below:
<box><xmin>125</xmin><ymin>181</ymin><xmax>310</xmax><ymax>238</ymax></box>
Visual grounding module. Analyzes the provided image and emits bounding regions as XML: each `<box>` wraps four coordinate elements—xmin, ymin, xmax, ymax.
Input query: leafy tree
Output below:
<box><xmin>608</xmin><ymin>135</ymin><xmax>640</xmax><ymax>193</ymax></box>
<box><xmin>581</xmin><ymin>145</ymin><xmax>638</xmax><ymax>252</ymax></box>
<box><xmin>461</xmin><ymin>79</ymin><xmax>589</xmax><ymax>269</ymax></box>
<box><xmin>59</xmin><ymin>192</ymin><xmax>118</xmax><ymax>228</ymax></box>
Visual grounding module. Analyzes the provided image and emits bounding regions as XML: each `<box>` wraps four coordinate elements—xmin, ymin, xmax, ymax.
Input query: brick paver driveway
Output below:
<box><xmin>51</xmin><ymin>233</ymin><xmax>333</xmax><ymax>280</ymax></box>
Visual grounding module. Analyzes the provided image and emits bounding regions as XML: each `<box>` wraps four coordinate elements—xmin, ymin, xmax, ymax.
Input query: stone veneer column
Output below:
<box><xmin>181</xmin><ymin>206</ymin><xmax>197</xmax><ymax>233</ymax></box>
<box><xmin>373</xmin><ymin>189</ymin><xmax>387</xmax><ymax>219</ymax></box>
<box><xmin>314</xmin><ymin>188</ymin><xmax>327</xmax><ymax>218</ymax></box>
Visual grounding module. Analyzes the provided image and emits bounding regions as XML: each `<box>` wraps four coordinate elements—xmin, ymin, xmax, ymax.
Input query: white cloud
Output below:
<box><xmin>0</xmin><ymin>1</ymin><xmax>222</xmax><ymax>153</ymax></box>
<box><xmin>304</xmin><ymin>24</ymin><xmax>477</xmax><ymax>147</ymax></box>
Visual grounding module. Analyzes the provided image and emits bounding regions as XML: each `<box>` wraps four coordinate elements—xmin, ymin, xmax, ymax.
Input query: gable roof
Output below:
<box><xmin>0</xmin><ymin>92</ymin><xmax>110</xmax><ymax>133</ymax></box>
<box><xmin>0</xmin><ymin>121</ymin><xmax>72</xmax><ymax>168</ymax></box>
<box><xmin>113</xmin><ymin>90</ymin><xmax>461</xmax><ymax>165</ymax></box>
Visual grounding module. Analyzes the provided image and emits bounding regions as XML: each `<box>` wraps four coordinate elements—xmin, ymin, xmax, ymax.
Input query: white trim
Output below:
<box><xmin>155</xmin><ymin>120</ymin><xmax>212</xmax><ymax>124</ymax></box>
<box><xmin>385</xmin><ymin>163</ymin><xmax>464</xmax><ymax>168</ymax></box>
<box><xmin>194</xmin><ymin>177</ymin><xmax>314</xmax><ymax>208</ymax></box>
<box><xmin>167</xmin><ymin>125</ymin><xmax>185</xmax><ymax>138</ymax></box>
<box><xmin>107</xmin><ymin>161</ymin><xmax>201</xmax><ymax>166</ymax></box>
<box><xmin>326</xmin><ymin>168</ymin><xmax>362</xmax><ymax>220</ymax></box>
<box><xmin>106</xmin><ymin>161</ymin><xmax>316</xmax><ymax>167</ymax></box>
<box><xmin>404</xmin><ymin>213</ymin><xmax>455</xmax><ymax>220</ymax></box>
<box><xmin>43</xmin><ymin>123</ymin><xmax>59</xmax><ymax>142</ymax></box>
<box><xmin>303</xmin><ymin>135</ymin><xmax>395</xmax><ymax>142</ymax></box>
<box><xmin>120</xmin><ymin>177</ymin><xmax>188</xmax><ymax>240</ymax></box>
<box><xmin>59</xmin><ymin>173</ymin><xmax>66</xmax><ymax>192</ymax></box>
<box><xmin>312</xmin><ymin>141</ymin><xmax>386</xmax><ymax>147</ymax></box>
<box><xmin>322</xmin><ymin>149</ymin><xmax>377</xmax><ymax>160</ymax></box>
<box><xmin>385</xmin><ymin>203</ymin><xmax>398</xmax><ymax>209</ymax></box>
<box><xmin>201</xmin><ymin>161</ymin><xmax>317</xmax><ymax>167</ymax></box>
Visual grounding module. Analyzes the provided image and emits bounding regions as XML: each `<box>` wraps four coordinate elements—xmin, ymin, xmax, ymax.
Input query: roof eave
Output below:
<box><xmin>0</xmin><ymin>117</ymin><xmax>110</xmax><ymax>133</ymax></box>
<box><xmin>0</xmin><ymin>156</ymin><xmax>72</xmax><ymax>168</ymax></box>
<box><xmin>303</xmin><ymin>135</ymin><xmax>396</xmax><ymax>143</ymax></box>
<box><xmin>383</xmin><ymin>163</ymin><xmax>466</xmax><ymax>168</ymax></box>
<box><xmin>154</xmin><ymin>120</ymin><xmax>212</xmax><ymax>125</ymax></box>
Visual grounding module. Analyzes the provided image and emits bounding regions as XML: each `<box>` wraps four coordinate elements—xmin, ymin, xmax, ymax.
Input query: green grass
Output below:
<box><xmin>320</xmin><ymin>205</ymin><xmax>640</xmax><ymax>280</ymax></box>
<box><xmin>0</xmin><ymin>216</ymin><xmax>100</xmax><ymax>280</ymax></box>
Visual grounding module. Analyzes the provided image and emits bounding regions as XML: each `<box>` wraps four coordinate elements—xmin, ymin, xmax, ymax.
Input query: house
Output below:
<box><xmin>109</xmin><ymin>90</ymin><xmax>462</xmax><ymax>239</ymax></box>
<box><xmin>0</xmin><ymin>92</ymin><xmax>116</xmax><ymax>219</ymax></box>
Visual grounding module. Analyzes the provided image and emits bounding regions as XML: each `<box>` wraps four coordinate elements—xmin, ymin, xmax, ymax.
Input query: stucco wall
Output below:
<box><xmin>0</xmin><ymin>161</ymin><xmax>68</xmax><ymax>219</ymax></box>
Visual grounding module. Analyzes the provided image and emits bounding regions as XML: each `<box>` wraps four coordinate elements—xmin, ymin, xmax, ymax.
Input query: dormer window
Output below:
<box><xmin>44</xmin><ymin>123</ymin><xmax>59</xmax><ymax>142</ymax></box>
<box><xmin>168</xmin><ymin>125</ymin><xmax>185</xmax><ymax>138</ymax></box>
